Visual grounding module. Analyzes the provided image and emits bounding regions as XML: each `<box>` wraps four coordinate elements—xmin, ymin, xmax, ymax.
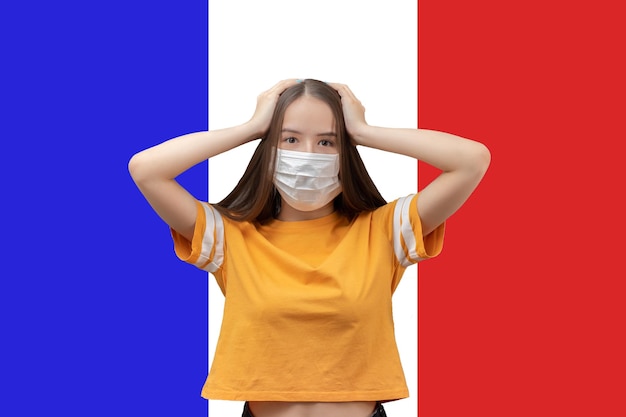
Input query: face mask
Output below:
<box><xmin>274</xmin><ymin>149</ymin><xmax>342</xmax><ymax>212</ymax></box>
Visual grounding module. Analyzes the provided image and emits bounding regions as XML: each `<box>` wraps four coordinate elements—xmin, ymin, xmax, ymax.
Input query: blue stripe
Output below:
<box><xmin>2</xmin><ymin>2</ymin><xmax>208</xmax><ymax>416</ymax></box>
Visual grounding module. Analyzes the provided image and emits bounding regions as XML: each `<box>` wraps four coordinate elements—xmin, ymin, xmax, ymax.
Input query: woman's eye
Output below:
<box><xmin>319</xmin><ymin>139</ymin><xmax>334</xmax><ymax>147</ymax></box>
<box><xmin>284</xmin><ymin>137</ymin><xmax>297</xmax><ymax>144</ymax></box>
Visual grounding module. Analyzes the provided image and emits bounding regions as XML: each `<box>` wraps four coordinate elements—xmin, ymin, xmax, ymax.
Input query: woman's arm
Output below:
<box><xmin>331</xmin><ymin>83</ymin><xmax>491</xmax><ymax>236</ymax></box>
<box><xmin>128</xmin><ymin>79</ymin><xmax>299</xmax><ymax>240</ymax></box>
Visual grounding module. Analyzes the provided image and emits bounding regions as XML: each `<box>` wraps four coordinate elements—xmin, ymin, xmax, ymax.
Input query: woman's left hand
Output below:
<box><xmin>329</xmin><ymin>83</ymin><xmax>369</xmax><ymax>144</ymax></box>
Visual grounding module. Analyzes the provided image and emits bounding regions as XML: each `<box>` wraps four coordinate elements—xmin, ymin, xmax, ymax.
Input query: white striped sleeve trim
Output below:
<box><xmin>393</xmin><ymin>194</ymin><xmax>425</xmax><ymax>267</ymax></box>
<box><xmin>195</xmin><ymin>204</ymin><xmax>225</xmax><ymax>273</ymax></box>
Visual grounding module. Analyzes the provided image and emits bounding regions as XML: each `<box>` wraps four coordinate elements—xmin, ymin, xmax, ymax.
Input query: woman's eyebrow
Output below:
<box><xmin>281</xmin><ymin>128</ymin><xmax>337</xmax><ymax>136</ymax></box>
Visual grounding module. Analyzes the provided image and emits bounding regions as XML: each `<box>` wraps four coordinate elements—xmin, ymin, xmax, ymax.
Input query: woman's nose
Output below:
<box><xmin>303</xmin><ymin>139</ymin><xmax>315</xmax><ymax>153</ymax></box>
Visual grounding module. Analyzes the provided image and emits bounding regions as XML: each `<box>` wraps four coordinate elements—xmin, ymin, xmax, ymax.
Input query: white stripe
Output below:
<box><xmin>393</xmin><ymin>195</ymin><xmax>412</xmax><ymax>267</ymax></box>
<box><xmin>400</xmin><ymin>194</ymin><xmax>423</xmax><ymax>264</ymax></box>
<box><xmin>393</xmin><ymin>194</ymin><xmax>424</xmax><ymax>267</ymax></box>
<box><xmin>209</xmin><ymin>1</ymin><xmax>417</xmax><ymax>414</ymax></box>
<box><xmin>196</xmin><ymin>204</ymin><xmax>224</xmax><ymax>273</ymax></box>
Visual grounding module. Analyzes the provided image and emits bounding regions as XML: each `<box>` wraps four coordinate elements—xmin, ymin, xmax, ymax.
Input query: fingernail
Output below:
<box><xmin>296</xmin><ymin>79</ymin><xmax>303</xmax><ymax>83</ymax></box>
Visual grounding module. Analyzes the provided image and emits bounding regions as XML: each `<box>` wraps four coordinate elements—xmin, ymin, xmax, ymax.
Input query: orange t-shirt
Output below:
<box><xmin>171</xmin><ymin>194</ymin><xmax>444</xmax><ymax>402</ymax></box>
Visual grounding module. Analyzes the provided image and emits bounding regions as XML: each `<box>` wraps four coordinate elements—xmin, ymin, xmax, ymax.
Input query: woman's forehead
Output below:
<box><xmin>282</xmin><ymin>96</ymin><xmax>336</xmax><ymax>133</ymax></box>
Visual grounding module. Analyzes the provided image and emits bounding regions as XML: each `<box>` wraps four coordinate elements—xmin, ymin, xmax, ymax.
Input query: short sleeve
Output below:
<box><xmin>170</xmin><ymin>201</ymin><xmax>225</xmax><ymax>273</ymax></box>
<box><xmin>392</xmin><ymin>194</ymin><xmax>445</xmax><ymax>267</ymax></box>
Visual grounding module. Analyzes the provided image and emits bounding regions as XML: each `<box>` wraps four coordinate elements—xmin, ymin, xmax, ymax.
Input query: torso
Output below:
<box><xmin>187</xmin><ymin>199</ymin><xmax>434</xmax><ymax>402</ymax></box>
<box><xmin>248</xmin><ymin>401</ymin><xmax>377</xmax><ymax>417</ymax></box>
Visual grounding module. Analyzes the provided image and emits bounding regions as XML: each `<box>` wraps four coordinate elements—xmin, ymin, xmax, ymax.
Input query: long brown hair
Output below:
<box><xmin>213</xmin><ymin>79</ymin><xmax>386</xmax><ymax>223</ymax></box>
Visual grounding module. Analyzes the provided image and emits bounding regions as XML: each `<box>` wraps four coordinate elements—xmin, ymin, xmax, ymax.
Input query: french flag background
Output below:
<box><xmin>2</xmin><ymin>1</ymin><xmax>624</xmax><ymax>416</ymax></box>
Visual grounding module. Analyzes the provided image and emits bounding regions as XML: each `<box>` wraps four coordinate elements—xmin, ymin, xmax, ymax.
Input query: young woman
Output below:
<box><xmin>129</xmin><ymin>79</ymin><xmax>490</xmax><ymax>417</ymax></box>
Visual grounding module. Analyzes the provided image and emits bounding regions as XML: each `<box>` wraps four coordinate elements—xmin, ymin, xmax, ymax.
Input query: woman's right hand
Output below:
<box><xmin>248</xmin><ymin>79</ymin><xmax>300</xmax><ymax>137</ymax></box>
<box><xmin>129</xmin><ymin>79</ymin><xmax>300</xmax><ymax>241</ymax></box>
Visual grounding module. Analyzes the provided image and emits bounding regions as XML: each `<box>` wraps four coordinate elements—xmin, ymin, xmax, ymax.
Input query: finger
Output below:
<box><xmin>327</xmin><ymin>82</ymin><xmax>344</xmax><ymax>95</ymax></box>
<box><xmin>267</xmin><ymin>79</ymin><xmax>299</xmax><ymax>95</ymax></box>
<box><xmin>328</xmin><ymin>83</ymin><xmax>359</xmax><ymax>102</ymax></box>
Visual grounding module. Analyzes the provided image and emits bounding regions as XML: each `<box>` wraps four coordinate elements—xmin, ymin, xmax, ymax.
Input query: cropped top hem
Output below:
<box><xmin>201</xmin><ymin>388</ymin><xmax>409</xmax><ymax>402</ymax></box>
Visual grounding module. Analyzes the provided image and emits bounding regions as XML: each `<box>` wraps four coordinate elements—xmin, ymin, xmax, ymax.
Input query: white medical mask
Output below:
<box><xmin>274</xmin><ymin>149</ymin><xmax>342</xmax><ymax>212</ymax></box>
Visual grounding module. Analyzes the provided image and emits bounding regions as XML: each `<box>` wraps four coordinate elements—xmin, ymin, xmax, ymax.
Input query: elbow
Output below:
<box><xmin>475</xmin><ymin>143</ymin><xmax>491</xmax><ymax>174</ymax></box>
<box><xmin>128</xmin><ymin>152</ymin><xmax>148</xmax><ymax>184</ymax></box>
<box><xmin>457</xmin><ymin>142</ymin><xmax>490</xmax><ymax>180</ymax></box>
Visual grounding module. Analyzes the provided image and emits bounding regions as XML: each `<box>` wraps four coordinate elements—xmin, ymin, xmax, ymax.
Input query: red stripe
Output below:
<box><xmin>418</xmin><ymin>1</ymin><xmax>626</xmax><ymax>415</ymax></box>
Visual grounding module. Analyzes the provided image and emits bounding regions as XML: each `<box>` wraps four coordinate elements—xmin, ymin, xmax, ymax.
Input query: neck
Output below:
<box><xmin>276</xmin><ymin>200</ymin><xmax>335</xmax><ymax>221</ymax></box>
